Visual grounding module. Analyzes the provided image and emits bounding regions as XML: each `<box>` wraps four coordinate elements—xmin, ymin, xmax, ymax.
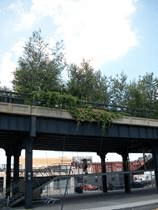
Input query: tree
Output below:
<box><xmin>0</xmin><ymin>83</ymin><xmax>10</xmax><ymax>92</ymax></box>
<box><xmin>12</xmin><ymin>30</ymin><xmax>65</xmax><ymax>93</ymax></box>
<box><xmin>127</xmin><ymin>81</ymin><xmax>147</xmax><ymax>115</ymax></box>
<box><xmin>108</xmin><ymin>72</ymin><xmax>129</xmax><ymax>107</ymax></box>
<box><xmin>127</xmin><ymin>73</ymin><xmax>158</xmax><ymax>117</ymax></box>
<box><xmin>67</xmin><ymin>60</ymin><xmax>109</xmax><ymax>103</ymax></box>
<box><xmin>140</xmin><ymin>73</ymin><xmax>158</xmax><ymax>103</ymax></box>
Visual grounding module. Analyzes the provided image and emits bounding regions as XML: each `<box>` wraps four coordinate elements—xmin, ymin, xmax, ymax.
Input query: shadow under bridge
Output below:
<box><xmin>0</xmin><ymin>102</ymin><xmax>158</xmax><ymax>208</ymax></box>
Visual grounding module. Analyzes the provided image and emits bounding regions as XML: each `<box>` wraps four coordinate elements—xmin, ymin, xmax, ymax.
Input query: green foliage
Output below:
<box><xmin>32</xmin><ymin>91</ymin><xmax>79</xmax><ymax>108</ymax></box>
<box><xmin>108</xmin><ymin>72</ymin><xmax>129</xmax><ymax>107</ymax></box>
<box><xmin>152</xmin><ymin>102</ymin><xmax>158</xmax><ymax>118</ymax></box>
<box><xmin>69</xmin><ymin>106</ymin><xmax>120</xmax><ymax>130</ymax></box>
<box><xmin>12</xmin><ymin>30</ymin><xmax>65</xmax><ymax>93</ymax></box>
<box><xmin>10</xmin><ymin>29</ymin><xmax>158</xmax><ymax>121</ymax></box>
<box><xmin>67</xmin><ymin>59</ymin><xmax>109</xmax><ymax>103</ymax></box>
<box><xmin>141</xmin><ymin>73</ymin><xmax>158</xmax><ymax>102</ymax></box>
<box><xmin>128</xmin><ymin>83</ymin><xmax>146</xmax><ymax>108</ymax></box>
<box><xmin>31</xmin><ymin>90</ymin><xmax>120</xmax><ymax>132</ymax></box>
<box><xmin>127</xmin><ymin>73</ymin><xmax>158</xmax><ymax>118</ymax></box>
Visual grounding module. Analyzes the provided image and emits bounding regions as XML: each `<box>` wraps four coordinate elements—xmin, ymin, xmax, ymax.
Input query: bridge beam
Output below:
<box><xmin>25</xmin><ymin>137</ymin><xmax>33</xmax><ymax>209</ymax></box>
<box><xmin>97</xmin><ymin>151</ymin><xmax>107</xmax><ymax>192</ymax></box>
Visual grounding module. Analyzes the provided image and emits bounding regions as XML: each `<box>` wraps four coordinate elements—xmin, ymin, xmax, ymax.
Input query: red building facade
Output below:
<box><xmin>89</xmin><ymin>160</ymin><xmax>145</xmax><ymax>173</ymax></box>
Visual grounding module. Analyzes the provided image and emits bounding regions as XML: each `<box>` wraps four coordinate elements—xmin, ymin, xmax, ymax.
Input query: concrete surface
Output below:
<box><xmin>1</xmin><ymin>102</ymin><xmax>158</xmax><ymax>127</ymax></box>
<box><xmin>13</xmin><ymin>187</ymin><xmax>158</xmax><ymax>210</ymax></box>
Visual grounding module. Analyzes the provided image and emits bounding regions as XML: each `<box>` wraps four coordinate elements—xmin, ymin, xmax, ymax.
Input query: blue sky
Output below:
<box><xmin>101</xmin><ymin>0</ymin><xmax>158</xmax><ymax>82</ymax></box>
<box><xmin>1</xmin><ymin>0</ymin><xmax>158</xmax><ymax>86</ymax></box>
<box><xmin>0</xmin><ymin>0</ymin><xmax>156</xmax><ymax>162</ymax></box>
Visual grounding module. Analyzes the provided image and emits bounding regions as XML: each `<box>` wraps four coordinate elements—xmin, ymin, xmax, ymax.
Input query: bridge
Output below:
<box><xmin>1</xmin><ymin>101</ymin><xmax>158</xmax><ymax>208</ymax></box>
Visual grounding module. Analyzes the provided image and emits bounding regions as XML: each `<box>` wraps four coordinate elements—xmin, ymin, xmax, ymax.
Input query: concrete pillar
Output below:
<box><xmin>5</xmin><ymin>151</ymin><xmax>12</xmax><ymax>198</ymax></box>
<box><xmin>25</xmin><ymin>137</ymin><xmax>33</xmax><ymax>209</ymax></box>
<box><xmin>152</xmin><ymin>145</ymin><xmax>158</xmax><ymax>190</ymax></box>
<box><xmin>97</xmin><ymin>152</ymin><xmax>107</xmax><ymax>192</ymax></box>
<box><xmin>122</xmin><ymin>152</ymin><xmax>130</xmax><ymax>193</ymax></box>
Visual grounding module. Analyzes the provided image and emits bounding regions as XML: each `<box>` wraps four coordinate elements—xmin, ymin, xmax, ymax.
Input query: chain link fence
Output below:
<box><xmin>0</xmin><ymin>170</ymin><xmax>156</xmax><ymax>209</ymax></box>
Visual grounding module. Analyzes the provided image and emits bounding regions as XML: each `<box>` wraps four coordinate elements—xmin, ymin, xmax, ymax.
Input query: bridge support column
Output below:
<box><xmin>5</xmin><ymin>150</ymin><xmax>12</xmax><ymax>198</ymax></box>
<box><xmin>25</xmin><ymin>137</ymin><xmax>33</xmax><ymax>209</ymax></box>
<box><xmin>97</xmin><ymin>152</ymin><xmax>107</xmax><ymax>192</ymax></box>
<box><xmin>152</xmin><ymin>145</ymin><xmax>158</xmax><ymax>190</ymax></box>
<box><xmin>13</xmin><ymin>148</ymin><xmax>21</xmax><ymax>195</ymax></box>
<box><xmin>122</xmin><ymin>152</ymin><xmax>130</xmax><ymax>193</ymax></box>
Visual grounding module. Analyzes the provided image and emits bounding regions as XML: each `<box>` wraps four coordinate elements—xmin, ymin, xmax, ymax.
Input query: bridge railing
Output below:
<box><xmin>0</xmin><ymin>90</ymin><xmax>157</xmax><ymax>119</ymax></box>
<box><xmin>0</xmin><ymin>90</ymin><xmax>29</xmax><ymax>105</ymax></box>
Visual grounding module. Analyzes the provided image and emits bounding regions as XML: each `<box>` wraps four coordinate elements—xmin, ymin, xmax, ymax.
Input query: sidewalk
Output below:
<box><xmin>15</xmin><ymin>187</ymin><xmax>158</xmax><ymax>210</ymax></box>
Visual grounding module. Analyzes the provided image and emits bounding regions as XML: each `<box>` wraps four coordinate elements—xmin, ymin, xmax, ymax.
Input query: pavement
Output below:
<box><xmin>9</xmin><ymin>187</ymin><xmax>158</xmax><ymax>210</ymax></box>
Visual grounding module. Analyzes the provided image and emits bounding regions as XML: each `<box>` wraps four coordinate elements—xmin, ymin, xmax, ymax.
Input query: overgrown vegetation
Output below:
<box><xmin>32</xmin><ymin>91</ymin><xmax>79</xmax><ymax>107</ymax></box>
<box><xmin>30</xmin><ymin>91</ymin><xmax>120</xmax><ymax>129</ymax></box>
<box><xmin>69</xmin><ymin>106</ymin><xmax>120</xmax><ymax>129</ymax></box>
<box><xmin>3</xmin><ymin>29</ymin><xmax>158</xmax><ymax>127</ymax></box>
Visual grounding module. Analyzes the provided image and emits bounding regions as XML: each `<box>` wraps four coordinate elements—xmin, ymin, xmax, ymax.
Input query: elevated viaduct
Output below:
<box><xmin>0</xmin><ymin>102</ymin><xmax>158</xmax><ymax>208</ymax></box>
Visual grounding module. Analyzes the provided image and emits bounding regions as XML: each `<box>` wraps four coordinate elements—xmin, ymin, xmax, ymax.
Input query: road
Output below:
<box><xmin>15</xmin><ymin>187</ymin><xmax>158</xmax><ymax>210</ymax></box>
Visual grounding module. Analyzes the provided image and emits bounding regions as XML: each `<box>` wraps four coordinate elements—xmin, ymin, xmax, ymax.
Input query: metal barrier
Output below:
<box><xmin>0</xmin><ymin>90</ymin><xmax>158</xmax><ymax>119</ymax></box>
<box><xmin>0</xmin><ymin>195</ymin><xmax>10</xmax><ymax>209</ymax></box>
<box><xmin>0</xmin><ymin>170</ymin><xmax>156</xmax><ymax>208</ymax></box>
<box><xmin>39</xmin><ymin>170</ymin><xmax>156</xmax><ymax>197</ymax></box>
<box><xmin>32</xmin><ymin>197</ymin><xmax>62</xmax><ymax>210</ymax></box>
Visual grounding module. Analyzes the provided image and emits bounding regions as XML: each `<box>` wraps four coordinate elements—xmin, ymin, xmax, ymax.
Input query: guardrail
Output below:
<box><xmin>0</xmin><ymin>90</ymin><xmax>157</xmax><ymax>119</ymax></box>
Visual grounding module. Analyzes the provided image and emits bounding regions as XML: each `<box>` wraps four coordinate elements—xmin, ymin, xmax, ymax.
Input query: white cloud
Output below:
<box><xmin>13</xmin><ymin>8</ymin><xmax>38</xmax><ymax>31</ymax></box>
<box><xmin>58</xmin><ymin>0</ymin><xmax>138</xmax><ymax>66</ymax></box>
<box><xmin>0</xmin><ymin>53</ymin><xmax>16</xmax><ymax>89</ymax></box>
<box><xmin>17</xmin><ymin>0</ymin><xmax>138</xmax><ymax>67</ymax></box>
<box><xmin>0</xmin><ymin>40</ymin><xmax>24</xmax><ymax>89</ymax></box>
<box><xmin>1</xmin><ymin>0</ymin><xmax>138</xmax><ymax>89</ymax></box>
<box><xmin>11</xmin><ymin>40</ymin><xmax>24</xmax><ymax>59</ymax></box>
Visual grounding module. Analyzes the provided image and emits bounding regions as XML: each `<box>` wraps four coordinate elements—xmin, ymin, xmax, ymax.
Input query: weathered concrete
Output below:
<box><xmin>113</xmin><ymin>116</ymin><xmax>158</xmax><ymax>127</ymax></box>
<box><xmin>1</xmin><ymin>102</ymin><xmax>158</xmax><ymax>127</ymax></box>
<box><xmin>0</xmin><ymin>102</ymin><xmax>72</xmax><ymax>119</ymax></box>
